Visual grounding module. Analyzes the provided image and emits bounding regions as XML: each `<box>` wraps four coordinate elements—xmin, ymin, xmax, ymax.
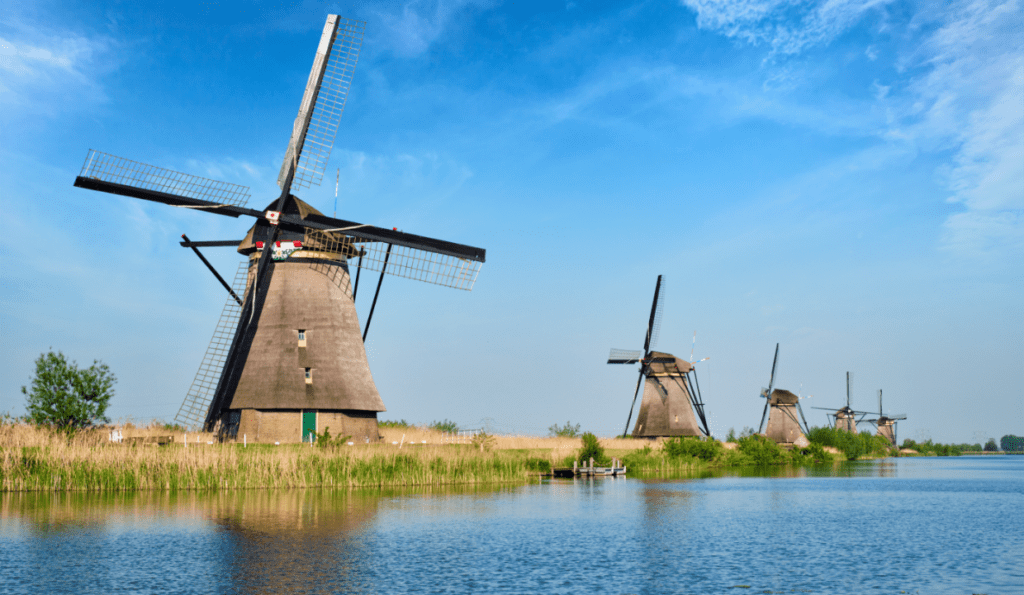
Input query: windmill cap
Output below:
<box><xmin>645</xmin><ymin>351</ymin><xmax>692</xmax><ymax>375</ymax></box>
<box><xmin>769</xmin><ymin>389</ymin><xmax>800</xmax><ymax>404</ymax></box>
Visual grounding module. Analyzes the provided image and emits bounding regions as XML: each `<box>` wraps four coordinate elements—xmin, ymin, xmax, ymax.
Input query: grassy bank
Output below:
<box><xmin>1</xmin><ymin>422</ymin><xmax>925</xmax><ymax>493</ymax></box>
<box><xmin>1</xmin><ymin>424</ymin><xmax>558</xmax><ymax>492</ymax></box>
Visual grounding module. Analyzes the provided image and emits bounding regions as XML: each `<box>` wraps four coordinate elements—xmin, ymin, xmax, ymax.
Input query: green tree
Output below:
<box><xmin>577</xmin><ymin>432</ymin><xmax>609</xmax><ymax>465</ymax></box>
<box><xmin>984</xmin><ymin>438</ymin><xmax>999</xmax><ymax>452</ymax></box>
<box><xmin>1000</xmin><ymin>435</ymin><xmax>1023</xmax><ymax>452</ymax></box>
<box><xmin>548</xmin><ymin>420</ymin><xmax>581</xmax><ymax>438</ymax></box>
<box><xmin>22</xmin><ymin>351</ymin><xmax>115</xmax><ymax>431</ymax></box>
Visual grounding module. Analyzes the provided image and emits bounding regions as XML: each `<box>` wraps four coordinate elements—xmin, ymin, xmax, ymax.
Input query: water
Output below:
<box><xmin>2</xmin><ymin>456</ymin><xmax>1021</xmax><ymax>594</ymax></box>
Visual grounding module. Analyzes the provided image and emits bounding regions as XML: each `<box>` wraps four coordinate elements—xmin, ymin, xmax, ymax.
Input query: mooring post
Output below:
<box><xmin>590</xmin><ymin>457</ymin><xmax>594</xmax><ymax>475</ymax></box>
<box><xmin>573</xmin><ymin>460</ymin><xmax>577</xmax><ymax>475</ymax></box>
<box><xmin>244</xmin><ymin>434</ymin><xmax>247</xmax><ymax>447</ymax></box>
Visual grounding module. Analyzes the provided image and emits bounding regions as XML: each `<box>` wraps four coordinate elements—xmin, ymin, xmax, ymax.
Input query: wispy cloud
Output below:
<box><xmin>679</xmin><ymin>0</ymin><xmax>1024</xmax><ymax>256</ymax></box>
<box><xmin>372</xmin><ymin>0</ymin><xmax>496</xmax><ymax>56</ymax></box>
<box><xmin>680</xmin><ymin>0</ymin><xmax>894</xmax><ymax>56</ymax></box>
<box><xmin>0</xmin><ymin>19</ymin><xmax>119</xmax><ymax>117</ymax></box>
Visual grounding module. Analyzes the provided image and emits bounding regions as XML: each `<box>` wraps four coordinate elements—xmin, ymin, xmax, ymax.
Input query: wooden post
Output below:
<box><xmin>573</xmin><ymin>460</ymin><xmax>577</xmax><ymax>475</ymax></box>
<box><xmin>590</xmin><ymin>457</ymin><xmax>594</xmax><ymax>475</ymax></box>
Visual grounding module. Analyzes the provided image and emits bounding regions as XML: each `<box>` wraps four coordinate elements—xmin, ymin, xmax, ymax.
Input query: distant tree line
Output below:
<box><xmin>1000</xmin><ymin>435</ymin><xmax>1024</xmax><ymax>452</ymax></box>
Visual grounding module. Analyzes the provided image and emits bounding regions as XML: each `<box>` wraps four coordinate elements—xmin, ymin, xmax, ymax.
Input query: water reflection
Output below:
<box><xmin>2</xmin><ymin>458</ymin><xmax>1021</xmax><ymax>594</ymax></box>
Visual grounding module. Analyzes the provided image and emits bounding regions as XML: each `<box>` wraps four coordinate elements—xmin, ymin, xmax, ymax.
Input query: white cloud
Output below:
<box><xmin>680</xmin><ymin>0</ymin><xmax>894</xmax><ymax>55</ymax></box>
<box><xmin>0</xmin><ymin>21</ymin><xmax>118</xmax><ymax>117</ymax></box>
<box><xmin>680</xmin><ymin>0</ymin><xmax>1024</xmax><ymax>255</ymax></box>
<box><xmin>373</xmin><ymin>0</ymin><xmax>496</xmax><ymax>56</ymax></box>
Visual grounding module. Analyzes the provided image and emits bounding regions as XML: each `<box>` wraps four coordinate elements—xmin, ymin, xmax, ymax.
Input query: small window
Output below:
<box><xmin>298</xmin><ymin>329</ymin><xmax>306</xmax><ymax>348</ymax></box>
<box><xmin>304</xmin><ymin>367</ymin><xmax>312</xmax><ymax>384</ymax></box>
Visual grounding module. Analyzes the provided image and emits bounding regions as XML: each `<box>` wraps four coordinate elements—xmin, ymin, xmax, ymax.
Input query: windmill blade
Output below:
<box><xmin>174</xmin><ymin>261</ymin><xmax>249</xmax><ymax>429</ymax></box>
<box><xmin>757</xmin><ymin>398</ymin><xmax>770</xmax><ymax>433</ymax></box>
<box><xmin>643</xmin><ymin>275</ymin><xmax>665</xmax><ymax>353</ymax></box>
<box><xmin>75</xmin><ymin>150</ymin><xmax>253</xmax><ymax>212</ymax></box>
<box><xmin>278</xmin><ymin>16</ymin><xmax>365</xmax><ymax>192</ymax></box>
<box><xmin>608</xmin><ymin>349</ymin><xmax>643</xmax><ymax>364</ymax></box>
<box><xmin>767</xmin><ymin>343</ymin><xmax>779</xmax><ymax>396</ymax></box>
<box><xmin>303</xmin><ymin>229</ymin><xmax>483</xmax><ymax>291</ymax></box>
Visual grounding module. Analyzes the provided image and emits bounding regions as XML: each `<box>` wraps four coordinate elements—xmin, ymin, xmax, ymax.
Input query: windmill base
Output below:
<box><xmin>218</xmin><ymin>408</ymin><xmax>381</xmax><ymax>444</ymax></box>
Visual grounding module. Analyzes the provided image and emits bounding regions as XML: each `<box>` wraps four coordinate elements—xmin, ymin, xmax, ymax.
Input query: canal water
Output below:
<box><xmin>1</xmin><ymin>456</ymin><xmax>1021</xmax><ymax>594</ymax></box>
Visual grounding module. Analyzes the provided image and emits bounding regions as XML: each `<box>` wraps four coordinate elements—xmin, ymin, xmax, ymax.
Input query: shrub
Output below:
<box><xmin>429</xmin><ymin>419</ymin><xmax>459</xmax><ymax>433</ymax></box>
<box><xmin>22</xmin><ymin>351</ymin><xmax>116</xmax><ymax>431</ymax></box>
<box><xmin>378</xmin><ymin>419</ymin><xmax>410</xmax><ymax>429</ymax></box>
<box><xmin>471</xmin><ymin>431</ymin><xmax>496</xmax><ymax>452</ymax></box>
<box><xmin>737</xmin><ymin>434</ymin><xmax>787</xmax><ymax>465</ymax></box>
<box><xmin>313</xmin><ymin>426</ymin><xmax>351</xmax><ymax>448</ymax></box>
<box><xmin>577</xmin><ymin>432</ymin><xmax>609</xmax><ymax>465</ymax></box>
<box><xmin>548</xmin><ymin>421</ymin><xmax>581</xmax><ymax>438</ymax></box>
<box><xmin>664</xmin><ymin>437</ymin><xmax>721</xmax><ymax>461</ymax></box>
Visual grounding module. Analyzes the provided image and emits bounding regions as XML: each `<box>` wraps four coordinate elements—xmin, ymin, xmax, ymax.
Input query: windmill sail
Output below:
<box><xmin>278</xmin><ymin>16</ymin><xmax>365</xmax><ymax>191</ymax></box>
<box><xmin>303</xmin><ymin>229</ymin><xmax>482</xmax><ymax>290</ymax></box>
<box><xmin>77</xmin><ymin>150</ymin><xmax>251</xmax><ymax>208</ymax></box>
<box><xmin>174</xmin><ymin>262</ymin><xmax>250</xmax><ymax>429</ymax></box>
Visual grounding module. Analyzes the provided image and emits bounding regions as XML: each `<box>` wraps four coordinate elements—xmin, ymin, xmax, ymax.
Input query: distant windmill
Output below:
<box><xmin>756</xmin><ymin>344</ymin><xmax>810</xmax><ymax>446</ymax></box>
<box><xmin>72</xmin><ymin>16</ymin><xmax>486</xmax><ymax>444</ymax></box>
<box><xmin>863</xmin><ymin>389</ymin><xmax>906</xmax><ymax>447</ymax></box>
<box><xmin>607</xmin><ymin>276</ymin><xmax>711</xmax><ymax>438</ymax></box>
<box><xmin>811</xmin><ymin>372</ymin><xmax>865</xmax><ymax>433</ymax></box>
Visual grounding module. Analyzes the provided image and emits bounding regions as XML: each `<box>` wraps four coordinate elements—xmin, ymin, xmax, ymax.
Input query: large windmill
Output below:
<box><xmin>863</xmin><ymin>389</ymin><xmax>906</xmax><ymax>447</ymax></box>
<box><xmin>72</xmin><ymin>16</ymin><xmax>486</xmax><ymax>444</ymax></box>
<box><xmin>756</xmin><ymin>344</ymin><xmax>810</xmax><ymax>447</ymax></box>
<box><xmin>607</xmin><ymin>276</ymin><xmax>711</xmax><ymax>438</ymax></box>
<box><xmin>811</xmin><ymin>372</ymin><xmax>865</xmax><ymax>432</ymax></box>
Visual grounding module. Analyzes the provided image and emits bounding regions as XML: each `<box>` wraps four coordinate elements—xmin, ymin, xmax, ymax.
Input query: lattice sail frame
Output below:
<box><xmin>303</xmin><ymin>229</ymin><xmax>482</xmax><ymax>291</ymax></box>
<box><xmin>609</xmin><ymin>349</ymin><xmax>644</xmax><ymax>363</ymax></box>
<box><xmin>648</xmin><ymin>278</ymin><xmax>666</xmax><ymax>349</ymax></box>
<box><xmin>279</xmin><ymin>16</ymin><xmax>365</xmax><ymax>191</ymax></box>
<box><xmin>174</xmin><ymin>262</ymin><xmax>250</xmax><ymax>429</ymax></box>
<box><xmin>80</xmin><ymin>150</ymin><xmax>251</xmax><ymax>207</ymax></box>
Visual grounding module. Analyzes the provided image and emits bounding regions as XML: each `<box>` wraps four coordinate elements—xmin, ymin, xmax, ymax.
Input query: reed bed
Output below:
<box><xmin>1</xmin><ymin>424</ymin><xmax>558</xmax><ymax>492</ymax></box>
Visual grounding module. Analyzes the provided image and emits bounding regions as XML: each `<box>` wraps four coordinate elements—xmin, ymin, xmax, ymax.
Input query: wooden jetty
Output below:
<box><xmin>553</xmin><ymin>458</ymin><xmax>627</xmax><ymax>478</ymax></box>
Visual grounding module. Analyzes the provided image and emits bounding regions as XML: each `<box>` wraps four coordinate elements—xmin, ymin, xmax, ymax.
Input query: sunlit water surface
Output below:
<box><xmin>2</xmin><ymin>456</ymin><xmax>1022</xmax><ymax>594</ymax></box>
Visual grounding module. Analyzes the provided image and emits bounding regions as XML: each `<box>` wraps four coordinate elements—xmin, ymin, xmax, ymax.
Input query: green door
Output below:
<box><xmin>302</xmin><ymin>411</ymin><xmax>317</xmax><ymax>443</ymax></box>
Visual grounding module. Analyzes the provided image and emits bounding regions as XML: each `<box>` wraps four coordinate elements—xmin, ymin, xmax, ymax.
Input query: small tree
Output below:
<box><xmin>577</xmin><ymin>432</ymin><xmax>609</xmax><ymax>465</ymax></box>
<box><xmin>984</xmin><ymin>438</ymin><xmax>999</xmax><ymax>452</ymax></box>
<box><xmin>548</xmin><ymin>420</ymin><xmax>581</xmax><ymax>438</ymax></box>
<box><xmin>22</xmin><ymin>351</ymin><xmax>115</xmax><ymax>431</ymax></box>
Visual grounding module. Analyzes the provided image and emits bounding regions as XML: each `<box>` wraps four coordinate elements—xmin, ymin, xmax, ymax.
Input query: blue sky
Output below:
<box><xmin>2</xmin><ymin>0</ymin><xmax>1021</xmax><ymax>443</ymax></box>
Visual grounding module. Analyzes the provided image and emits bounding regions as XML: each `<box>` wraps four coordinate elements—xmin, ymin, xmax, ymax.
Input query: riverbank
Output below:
<box><xmin>0</xmin><ymin>423</ymin><xmax>922</xmax><ymax>492</ymax></box>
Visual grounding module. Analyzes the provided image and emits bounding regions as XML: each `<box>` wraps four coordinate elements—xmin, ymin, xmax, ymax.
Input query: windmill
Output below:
<box><xmin>72</xmin><ymin>16</ymin><xmax>486</xmax><ymax>444</ymax></box>
<box><xmin>756</xmin><ymin>344</ymin><xmax>810</xmax><ymax>447</ymax></box>
<box><xmin>863</xmin><ymin>389</ymin><xmax>906</xmax><ymax>447</ymax></box>
<box><xmin>607</xmin><ymin>276</ymin><xmax>711</xmax><ymax>438</ymax></box>
<box><xmin>811</xmin><ymin>372</ymin><xmax>865</xmax><ymax>433</ymax></box>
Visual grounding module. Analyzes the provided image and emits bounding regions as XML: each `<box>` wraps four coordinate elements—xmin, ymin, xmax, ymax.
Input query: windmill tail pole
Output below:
<box><xmin>352</xmin><ymin>251</ymin><xmax>364</xmax><ymax>300</ymax></box>
<box><xmin>623</xmin><ymin>367</ymin><xmax>645</xmax><ymax>436</ymax></box>
<box><xmin>362</xmin><ymin>243</ymin><xmax>392</xmax><ymax>342</ymax></box>
<box><xmin>182</xmin><ymin>234</ymin><xmax>243</xmax><ymax>306</ymax></box>
<box><xmin>797</xmin><ymin>401</ymin><xmax>811</xmax><ymax>435</ymax></box>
